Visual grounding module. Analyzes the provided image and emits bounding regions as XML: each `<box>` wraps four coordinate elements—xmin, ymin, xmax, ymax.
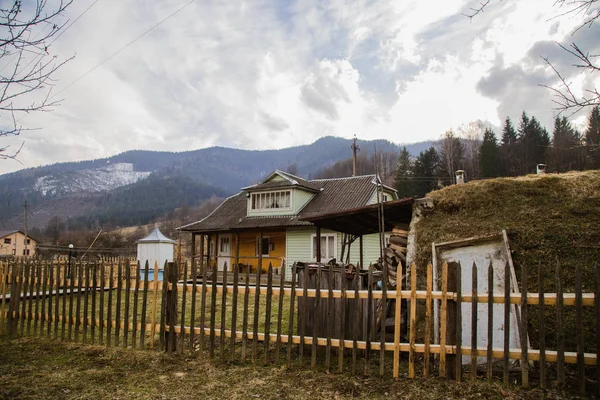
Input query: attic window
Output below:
<box><xmin>250</xmin><ymin>190</ymin><xmax>291</xmax><ymax>211</ymax></box>
<box><xmin>3</xmin><ymin>238</ymin><xmax>10</xmax><ymax>244</ymax></box>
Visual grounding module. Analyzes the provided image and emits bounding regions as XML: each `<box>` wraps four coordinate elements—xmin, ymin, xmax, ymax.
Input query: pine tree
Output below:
<box><xmin>479</xmin><ymin>128</ymin><xmax>501</xmax><ymax>177</ymax></box>
<box><xmin>585</xmin><ymin>106</ymin><xmax>600</xmax><ymax>168</ymax></box>
<box><xmin>394</xmin><ymin>147</ymin><xmax>414</xmax><ymax>197</ymax></box>
<box><xmin>501</xmin><ymin>116</ymin><xmax>517</xmax><ymax>146</ymax></box>
<box><xmin>516</xmin><ymin>112</ymin><xmax>550</xmax><ymax>174</ymax></box>
<box><xmin>551</xmin><ymin>116</ymin><xmax>581</xmax><ymax>172</ymax></box>
<box><xmin>500</xmin><ymin>116</ymin><xmax>518</xmax><ymax>176</ymax></box>
<box><xmin>413</xmin><ymin>147</ymin><xmax>439</xmax><ymax>197</ymax></box>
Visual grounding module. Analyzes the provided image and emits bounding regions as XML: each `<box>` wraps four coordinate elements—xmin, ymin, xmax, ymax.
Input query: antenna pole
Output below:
<box><xmin>23</xmin><ymin>201</ymin><xmax>28</xmax><ymax>257</ymax></box>
<box><xmin>351</xmin><ymin>135</ymin><xmax>360</xmax><ymax>176</ymax></box>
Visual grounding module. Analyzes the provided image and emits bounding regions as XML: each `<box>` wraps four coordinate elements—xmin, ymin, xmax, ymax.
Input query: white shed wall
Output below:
<box><xmin>137</xmin><ymin>242</ymin><xmax>174</xmax><ymax>270</ymax></box>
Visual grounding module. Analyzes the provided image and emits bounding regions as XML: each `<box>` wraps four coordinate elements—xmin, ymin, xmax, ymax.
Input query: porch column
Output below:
<box><xmin>206</xmin><ymin>234</ymin><xmax>211</xmax><ymax>270</ymax></box>
<box><xmin>199</xmin><ymin>234</ymin><xmax>205</xmax><ymax>273</ymax></box>
<box><xmin>235</xmin><ymin>232</ymin><xmax>240</xmax><ymax>274</ymax></box>
<box><xmin>191</xmin><ymin>232</ymin><xmax>196</xmax><ymax>273</ymax></box>
<box><xmin>316</xmin><ymin>226</ymin><xmax>321</xmax><ymax>263</ymax></box>
<box><xmin>214</xmin><ymin>233</ymin><xmax>220</xmax><ymax>271</ymax></box>
<box><xmin>359</xmin><ymin>235</ymin><xmax>364</xmax><ymax>270</ymax></box>
<box><xmin>258</xmin><ymin>232</ymin><xmax>263</xmax><ymax>273</ymax></box>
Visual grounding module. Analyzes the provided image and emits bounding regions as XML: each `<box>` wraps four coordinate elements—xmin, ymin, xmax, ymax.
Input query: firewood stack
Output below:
<box><xmin>374</xmin><ymin>226</ymin><xmax>409</xmax><ymax>339</ymax></box>
<box><xmin>376</xmin><ymin>226</ymin><xmax>409</xmax><ymax>289</ymax></box>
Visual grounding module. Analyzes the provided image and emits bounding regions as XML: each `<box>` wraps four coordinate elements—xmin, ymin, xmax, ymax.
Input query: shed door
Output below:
<box><xmin>217</xmin><ymin>235</ymin><xmax>231</xmax><ymax>271</ymax></box>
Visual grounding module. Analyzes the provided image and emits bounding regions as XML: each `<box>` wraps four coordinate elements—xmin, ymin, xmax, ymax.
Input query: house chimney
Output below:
<box><xmin>455</xmin><ymin>170</ymin><xmax>465</xmax><ymax>184</ymax></box>
<box><xmin>536</xmin><ymin>164</ymin><xmax>546</xmax><ymax>174</ymax></box>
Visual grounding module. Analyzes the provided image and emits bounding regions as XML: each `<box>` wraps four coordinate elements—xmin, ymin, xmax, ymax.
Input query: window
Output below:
<box><xmin>24</xmin><ymin>239</ymin><xmax>30</xmax><ymax>245</ymax></box>
<box><xmin>219</xmin><ymin>236</ymin><xmax>230</xmax><ymax>253</ymax></box>
<box><xmin>22</xmin><ymin>249</ymin><xmax>30</xmax><ymax>255</ymax></box>
<box><xmin>256</xmin><ymin>237</ymin><xmax>270</xmax><ymax>256</ymax></box>
<box><xmin>382</xmin><ymin>193</ymin><xmax>389</xmax><ymax>202</ymax></box>
<box><xmin>311</xmin><ymin>234</ymin><xmax>337</xmax><ymax>261</ymax></box>
<box><xmin>250</xmin><ymin>190</ymin><xmax>291</xmax><ymax>211</ymax></box>
<box><xmin>4</xmin><ymin>238</ymin><xmax>10</xmax><ymax>244</ymax></box>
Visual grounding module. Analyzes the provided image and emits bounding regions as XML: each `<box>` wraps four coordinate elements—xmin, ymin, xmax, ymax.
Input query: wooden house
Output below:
<box><xmin>180</xmin><ymin>170</ymin><xmax>408</xmax><ymax>274</ymax></box>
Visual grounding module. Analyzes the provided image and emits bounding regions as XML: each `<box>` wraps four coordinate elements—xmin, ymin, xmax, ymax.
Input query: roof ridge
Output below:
<box><xmin>310</xmin><ymin>174</ymin><xmax>375</xmax><ymax>182</ymax></box>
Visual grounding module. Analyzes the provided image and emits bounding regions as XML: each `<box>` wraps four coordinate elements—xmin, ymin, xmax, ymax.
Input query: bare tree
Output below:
<box><xmin>0</xmin><ymin>0</ymin><xmax>73</xmax><ymax>160</ymax></box>
<box><xmin>464</xmin><ymin>0</ymin><xmax>599</xmax><ymax>114</ymax></box>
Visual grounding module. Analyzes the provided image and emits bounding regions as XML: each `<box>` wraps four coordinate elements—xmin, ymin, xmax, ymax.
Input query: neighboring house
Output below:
<box><xmin>180</xmin><ymin>170</ymin><xmax>402</xmax><ymax>275</ymax></box>
<box><xmin>0</xmin><ymin>230</ymin><xmax>37</xmax><ymax>257</ymax></box>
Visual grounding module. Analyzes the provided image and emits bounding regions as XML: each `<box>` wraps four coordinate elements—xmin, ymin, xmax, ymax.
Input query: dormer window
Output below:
<box><xmin>250</xmin><ymin>190</ymin><xmax>291</xmax><ymax>211</ymax></box>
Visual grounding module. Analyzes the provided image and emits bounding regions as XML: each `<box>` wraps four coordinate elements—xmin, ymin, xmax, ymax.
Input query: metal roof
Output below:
<box><xmin>180</xmin><ymin>174</ymin><xmax>395</xmax><ymax>233</ymax></box>
<box><xmin>137</xmin><ymin>226</ymin><xmax>176</xmax><ymax>244</ymax></box>
<box><xmin>299</xmin><ymin>198</ymin><xmax>414</xmax><ymax>236</ymax></box>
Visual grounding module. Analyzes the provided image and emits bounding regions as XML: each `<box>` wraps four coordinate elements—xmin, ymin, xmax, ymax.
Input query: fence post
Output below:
<box><xmin>164</xmin><ymin>261</ymin><xmax>178</xmax><ymax>353</ymax></box>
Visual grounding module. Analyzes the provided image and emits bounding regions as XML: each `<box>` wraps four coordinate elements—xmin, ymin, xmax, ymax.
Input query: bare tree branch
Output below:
<box><xmin>0</xmin><ymin>0</ymin><xmax>74</xmax><ymax>160</ymax></box>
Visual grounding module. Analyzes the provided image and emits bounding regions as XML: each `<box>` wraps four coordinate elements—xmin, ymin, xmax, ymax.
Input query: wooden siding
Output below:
<box><xmin>233</xmin><ymin>231</ymin><xmax>286</xmax><ymax>272</ymax></box>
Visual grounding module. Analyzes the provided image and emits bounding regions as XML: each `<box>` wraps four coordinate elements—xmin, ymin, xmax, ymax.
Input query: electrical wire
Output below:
<box><xmin>52</xmin><ymin>0</ymin><xmax>197</xmax><ymax>99</ymax></box>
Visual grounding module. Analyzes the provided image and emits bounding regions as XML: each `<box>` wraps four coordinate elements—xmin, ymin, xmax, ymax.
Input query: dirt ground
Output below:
<box><xmin>0</xmin><ymin>336</ymin><xmax>573</xmax><ymax>400</ymax></box>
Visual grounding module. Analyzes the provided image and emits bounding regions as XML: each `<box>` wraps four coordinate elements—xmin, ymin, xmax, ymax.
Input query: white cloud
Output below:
<box><xmin>1</xmin><ymin>0</ymin><xmax>597</xmax><ymax>174</ymax></box>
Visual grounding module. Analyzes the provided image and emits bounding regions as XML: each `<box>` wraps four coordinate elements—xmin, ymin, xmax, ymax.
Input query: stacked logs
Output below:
<box><xmin>374</xmin><ymin>226</ymin><xmax>409</xmax><ymax>339</ymax></box>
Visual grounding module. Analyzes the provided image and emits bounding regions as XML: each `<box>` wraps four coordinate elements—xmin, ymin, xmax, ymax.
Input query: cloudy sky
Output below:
<box><xmin>1</xmin><ymin>0</ymin><xmax>599</xmax><ymax>174</ymax></box>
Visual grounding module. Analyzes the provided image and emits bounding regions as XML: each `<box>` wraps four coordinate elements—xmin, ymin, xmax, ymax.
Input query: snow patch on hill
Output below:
<box><xmin>33</xmin><ymin>163</ymin><xmax>151</xmax><ymax>195</ymax></box>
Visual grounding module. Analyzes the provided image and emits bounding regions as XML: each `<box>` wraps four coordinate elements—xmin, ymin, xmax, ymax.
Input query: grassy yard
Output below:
<box><xmin>0</xmin><ymin>335</ymin><xmax>566</xmax><ymax>400</ymax></box>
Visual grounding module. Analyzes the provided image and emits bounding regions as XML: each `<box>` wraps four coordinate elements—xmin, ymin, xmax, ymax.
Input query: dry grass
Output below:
<box><xmin>0</xmin><ymin>335</ymin><xmax>567</xmax><ymax>400</ymax></box>
<box><xmin>414</xmin><ymin>170</ymin><xmax>600</xmax><ymax>353</ymax></box>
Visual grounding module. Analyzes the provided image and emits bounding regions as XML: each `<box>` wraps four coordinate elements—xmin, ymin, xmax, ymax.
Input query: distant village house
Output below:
<box><xmin>0</xmin><ymin>230</ymin><xmax>36</xmax><ymax>257</ymax></box>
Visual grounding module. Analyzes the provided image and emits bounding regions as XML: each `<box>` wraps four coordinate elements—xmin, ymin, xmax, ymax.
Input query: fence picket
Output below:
<box><xmin>53</xmin><ymin>261</ymin><xmax>61</xmax><ymax>339</ymax></box>
<box><xmin>39</xmin><ymin>261</ymin><xmax>47</xmax><ymax>337</ymax></box>
<box><xmin>470</xmin><ymin>263</ymin><xmax>477</xmax><ymax>383</ymax></box>
<box><xmin>424</xmin><ymin>262</ymin><xmax>432</xmax><ymax>378</ymax></box>
<box><xmin>338</xmin><ymin>265</ymin><xmax>346</xmax><ymax>374</ymax></box>
<box><xmin>520</xmin><ymin>264</ymin><xmax>528</xmax><ymax>388</ymax></box>
<box><xmin>365</xmin><ymin>265</ymin><xmax>373</xmax><ymax>376</ymax></box>
<box><xmin>275</xmin><ymin>262</ymin><xmax>285</xmax><ymax>365</ymax></box>
<box><xmin>595</xmin><ymin>263</ymin><xmax>600</xmax><ymax>399</ymax></box>
<box><xmin>264</xmin><ymin>263</ymin><xmax>273</xmax><ymax>365</ymax></box>
<box><xmin>27</xmin><ymin>262</ymin><xmax>35</xmax><ymax>336</ymax></box>
<box><xmin>575</xmin><ymin>263</ymin><xmax>584</xmax><ymax>395</ymax></box>
<box><xmin>503</xmin><ymin>261</ymin><xmax>510</xmax><ymax>386</ymax></box>
<box><xmin>352</xmin><ymin>266</ymin><xmax>359</xmax><ymax>375</ymax></box>
<box><xmin>220</xmin><ymin>263</ymin><xmax>228</xmax><ymax>362</ymax></box>
<box><xmin>380</xmin><ymin>261</ymin><xmax>387</xmax><ymax>376</ymax></box>
<box><xmin>123</xmin><ymin>262</ymin><xmax>131</xmax><ymax>348</ymax></box>
<box><xmin>326</xmin><ymin>263</ymin><xmax>333</xmax><ymax>373</ymax></box>
<box><xmin>199</xmin><ymin>261</ymin><xmax>208</xmax><ymax>358</ymax></box>
<box><xmin>409</xmin><ymin>263</ymin><xmax>417</xmax><ymax>378</ymax></box>
<box><xmin>60</xmin><ymin>261</ymin><xmax>68</xmax><ymax>340</ymax></box>
<box><xmin>114</xmin><ymin>262</ymin><xmax>122</xmax><ymax>347</ymax></box>
<box><xmin>99</xmin><ymin>262</ymin><xmax>105</xmax><ymax>346</ymax></box>
<box><xmin>83</xmin><ymin>262</ymin><xmax>90</xmax><ymax>344</ymax></box>
<box><xmin>91</xmin><ymin>263</ymin><xmax>97</xmax><ymax>343</ymax></box>
<box><xmin>538</xmin><ymin>263</ymin><xmax>546</xmax><ymax>390</ymax></box>
<box><xmin>132</xmin><ymin>261</ymin><xmax>140</xmax><ymax>348</ymax></box>
<box><xmin>556</xmin><ymin>261</ymin><xmax>565</xmax><ymax>389</ymax></box>
<box><xmin>286</xmin><ymin>263</ymin><xmax>297</xmax><ymax>368</ymax></box>
<box><xmin>33</xmin><ymin>263</ymin><xmax>41</xmax><ymax>335</ymax></box>
<box><xmin>300</xmin><ymin>265</ymin><xmax>308</xmax><ymax>365</ymax></box>
<box><xmin>312</xmin><ymin>265</ymin><xmax>321</xmax><ymax>371</ymax></box>
<box><xmin>440</xmin><ymin>261</ymin><xmax>448</xmax><ymax>378</ymax></box>
<box><xmin>106</xmin><ymin>263</ymin><xmax>114</xmax><ymax>347</ymax></box>
<box><xmin>20</xmin><ymin>260</ymin><xmax>30</xmax><ymax>336</ymax></box>
<box><xmin>140</xmin><ymin>261</ymin><xmax>149</xmax><ymax>349</ymax></box>
<box><xmin>230</xmin><ymin>236</ymin><xmax>240</xmax><ymax>361</ymax></box>
<box><xmin>209</xmin><ymin>266</ymin><xmax>217</xmax><ymax>358</ymax></box>
<box><xmin>486</xmin><ymin>261</ymin><xmax>493</xmax><ymax>382</ymax></box>
<box><xmin>180</xmin><ymin>261</ymin><xmax>189</xmax><ymax>355</ymax></box>
<box><xmin>190</xmin><ymin>259</ymin><xmax>198</xmax><ymax>354</ymax></box>
<box><xmin>68</xmin><ymin>261</ymin><xmax>76</xmax><ymax>341</ymax></box>
<box><xmin>241</xmin><ymin>263</ymin><xmax>250</xmax><ymax>361</ymax></box>
<box><xmin>455</xmin><ymin>263</ymin><xmax>462</xmax><ymax>382</ymax></box>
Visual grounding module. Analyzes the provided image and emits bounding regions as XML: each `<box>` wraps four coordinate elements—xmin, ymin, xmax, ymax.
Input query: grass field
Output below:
<box><xmin>0</xmin><ymin>335</ymin><xmax>568</xmax><ymax>400</ymax></box>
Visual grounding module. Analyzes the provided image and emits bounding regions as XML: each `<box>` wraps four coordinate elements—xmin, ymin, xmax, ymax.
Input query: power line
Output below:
<box><xmin>52</xmin><ymin>0</ymin><xmax>197</xmax><ymax>99</ymax></box>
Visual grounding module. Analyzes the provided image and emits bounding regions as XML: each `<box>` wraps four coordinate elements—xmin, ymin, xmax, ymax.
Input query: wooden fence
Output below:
<box><xmin>0</xmin><ymin>258</ymin><xmax>598</xmax><ymax>396</ymax></box>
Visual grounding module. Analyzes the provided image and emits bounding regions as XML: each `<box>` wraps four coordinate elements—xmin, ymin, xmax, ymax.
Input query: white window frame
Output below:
<box><xmin>310</xmin><ymin>233</ymin><xmax>337</xmax><ymax>262</ymax></box>
<box><xmin>250</xmin><ymin>190</ymin><xmax>292</xmax><ymax>211</ymax></box>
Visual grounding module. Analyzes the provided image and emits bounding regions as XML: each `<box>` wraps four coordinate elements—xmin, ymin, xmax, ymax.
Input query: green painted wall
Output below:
<box><xmin>247</xmin><ymin>188</ymin><xmax>314</xmax><ymax>217</ymax></box>
<box><xmin>284</xmin><ymin>227</ymin><xmax>389</xmax><ymax>276</ymax></box>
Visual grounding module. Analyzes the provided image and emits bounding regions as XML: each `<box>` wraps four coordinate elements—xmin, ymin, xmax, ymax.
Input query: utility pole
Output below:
<box><xmin>23</xmin><ymin>201</ymin><xmax>28</xmax><ymax>257</ymax></box>
<box><xmin>351</xmin><ymin>135</ymin><xmax>360</xmax><ymax>176</ymax></box>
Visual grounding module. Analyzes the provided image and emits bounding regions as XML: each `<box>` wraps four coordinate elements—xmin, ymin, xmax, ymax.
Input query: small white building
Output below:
<box><xmin>136</xmin><ymin>226</ymin><xmax>176</xmax><ymax>273</ymax></box>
